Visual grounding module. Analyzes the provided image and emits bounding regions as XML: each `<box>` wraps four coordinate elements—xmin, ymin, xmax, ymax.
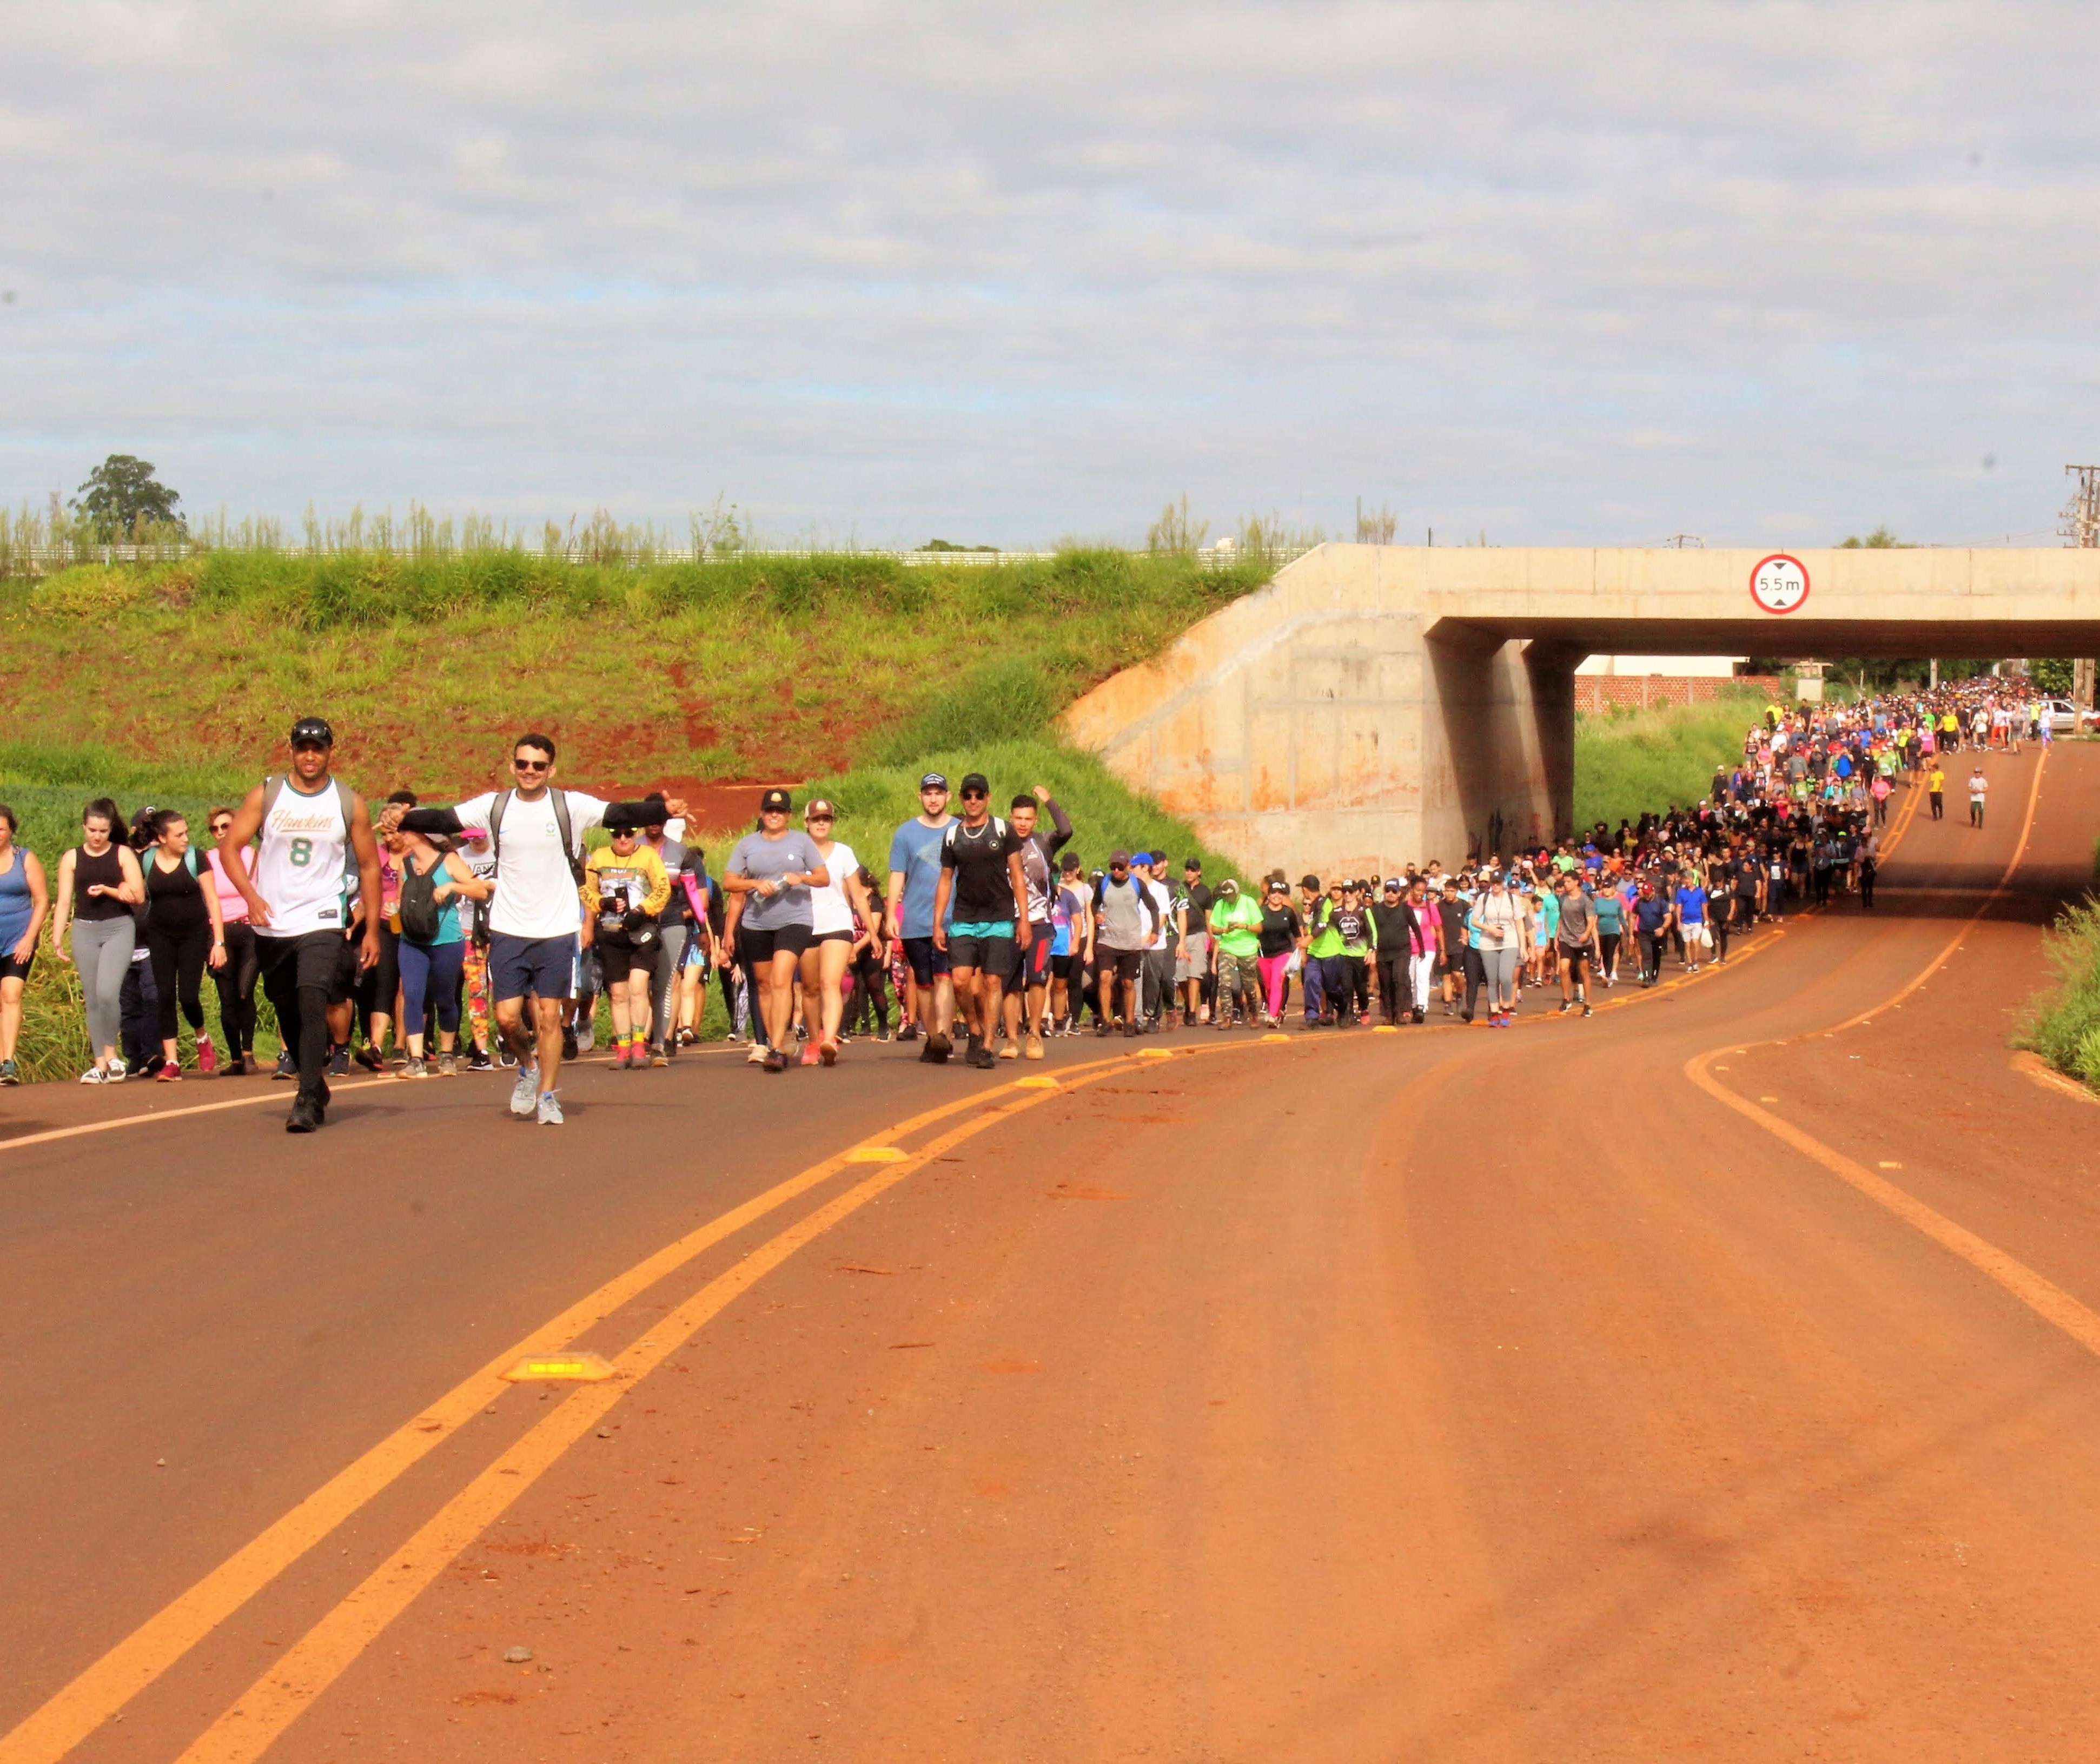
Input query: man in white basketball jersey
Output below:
<box><xmin>382</xmin><ymin>732</ymin><xmax>686</xmax><ymax>1125</ymax></box>
<box><xmin>216</xmin><ymin>717</ymin><xmax>383</xmax><ymax>1132</ymax></box>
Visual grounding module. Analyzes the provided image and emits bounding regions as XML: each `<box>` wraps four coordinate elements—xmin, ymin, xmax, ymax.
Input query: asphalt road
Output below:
<box><xmin>5</xmin><ymin>746</ymin><xmax>2099</xmax><ymax>1762</ymax></box>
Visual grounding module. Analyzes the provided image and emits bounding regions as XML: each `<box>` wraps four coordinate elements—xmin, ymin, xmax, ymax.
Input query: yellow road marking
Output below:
<box><xmin>844</xmin><ymin>1145</ymin><xmax>909</xmax><ymax>1163</ymax></box>
<box><xmin>1682</xmin><ymin>755</ymin><xmax>2096</xmax><ymax>1362</ymax></box>
<box><xmin>164</xmin><ymin>1050</ymin><xmax>1192</xmax><ymax>1764</ymax></box>
<box><xmin>500</xmin><ymin>1352</ymin><xmax>615</xmax><ymax>1383</ymax></box>
<box><xmin>0</xmin><ymin>1072</ymin><xmax>1056</xmax><ymax>1764</ymax></box>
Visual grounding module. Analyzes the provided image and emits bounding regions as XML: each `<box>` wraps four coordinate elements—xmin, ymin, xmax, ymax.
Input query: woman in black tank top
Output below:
<box><xmin>71</xmin><ymin>844</ymin><xmax>130</xmax><ymax>920</ymax></box>
<box><xmin>139</xmin><ymin>811</ymin><xmax>227</xmax><ymax>1079</ymax></box>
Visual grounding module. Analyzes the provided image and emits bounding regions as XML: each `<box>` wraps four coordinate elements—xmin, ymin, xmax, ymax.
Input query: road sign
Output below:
<box><xmin>1750</xmin><ymin>554</ymin><xmax>1809</xmax><ymax>614</ymax></box>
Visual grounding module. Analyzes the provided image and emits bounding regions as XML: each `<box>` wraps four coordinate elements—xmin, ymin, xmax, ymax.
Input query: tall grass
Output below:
<box><xmin>2022</xmin><ymin>901</ymin><xmax>2100</xmax><ymax>1088</ymax></box>
<box><xmin>1571</xmin><ymin>692</ymin><xmax>1769</xmax><ymax>831</ymax></box>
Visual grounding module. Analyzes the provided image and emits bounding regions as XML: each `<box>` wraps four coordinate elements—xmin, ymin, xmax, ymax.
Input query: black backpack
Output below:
<box><xmin>398</xmin><ymin>852</ymin><xmax>447</xmax><ymax>944</ymax></box>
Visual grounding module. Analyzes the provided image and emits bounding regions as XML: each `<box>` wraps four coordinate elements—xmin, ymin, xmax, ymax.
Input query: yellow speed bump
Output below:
<box><xmin>1372</xmin><ymin>1025</ymin><xmax>1399</xmax><ymax>1034</ymax></box>
<box><xmin>1137</xmin><ymin>1047</ymin><xmax>1175</xmax><ymax>1059</ymax></box>
<box><xmin>845</xmin><ymin>1145</ymin><xmax>909</xmax><ymax>1163</ymax></box>
<box><xmin>1261</xmin><ymin>1032</ymin><xmax>1290</xmax><ymax>1043</ymax></box>
<box><xmin>501</xmin><ymin>1351</ymin><xmax>616</xmax><ymax>1383</ymax></box>
<box><xmin>1013</xmin><ymin>1076</ymin><xmax>1058</xmax><ymax>1089</ymax></box>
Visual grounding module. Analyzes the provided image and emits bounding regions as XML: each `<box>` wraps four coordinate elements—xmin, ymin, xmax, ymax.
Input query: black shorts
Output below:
<box><xmin>595</xmin><ymin>932</ymin><xmax>660</xmax><ymax>985</ymax></box>
<box><xmin>810</xmin><ymin>928</ymin><xmax>853</xmax><ymax>945</ymax></box>
<box><xmin>0</xmin><ymin>950</ymin><xmax>33</xmax><ymax>985</ymax></box>
<box><xmin>1008</xmin><ymin>925</ymin><xmax>1054</xmax><ymax>988</ymax></box>
<box><xmin>1099</xmin><ymin>946</ymin><xmax>1144</xmax><ymax>984</ymax></box>
<box><xmin>1050</xmin><ymin>952</ymin><xmax>1077</xmax><ymax>981</ymax></box>
<box><xmin>901</xmin><ymin>935</ymin><xmax>951</xmax><ymax>986</ymax></box>
<box><xmin>949</xmin><ymin>931</ymin><xmax>1014</xmax><ymax>977</ymax></box>
<box><xmin>331</xmin><ymin>932</ymin><xmax>361</xmax><ymax>1005</ymax></box>
<box><xmin>741</xmin><ymin>923</ymin><xmax>812</xmax><ymax>964</ymax></box>
<box><xmin>1557</xmin><ymin>944</ymin><xmax>1590</xmax><ymax>968</ymax></box>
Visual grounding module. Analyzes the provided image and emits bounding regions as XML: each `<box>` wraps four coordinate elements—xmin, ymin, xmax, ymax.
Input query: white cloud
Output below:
<box><xmin>0</xmin><ymin>1</ymin><xmax>2096</xmax><ymax>546</ymax></box>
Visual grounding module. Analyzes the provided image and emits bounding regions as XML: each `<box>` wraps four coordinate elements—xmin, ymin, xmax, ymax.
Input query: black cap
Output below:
<box><xmin>920</xmin><ymin>772</ymin><xmax>948</xmax><ymax>791</ymax></box>
<box><xmin>760</xmin><ymin>787</ymin><xmax>792</xmax><ymax>813</ymax></box>
<box><xmin>290</xmin><ymin>716</ymin><xmax>334</xmax><ymax>748</ymax></box>
<box><xmin>959</xmin><ymin>772</ymin><xmax>990</xmax><ymax>796</ymax></box>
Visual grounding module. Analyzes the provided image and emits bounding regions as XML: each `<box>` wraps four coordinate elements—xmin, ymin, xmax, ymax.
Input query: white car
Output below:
<box><xmin>2036</xmin><ymin>698</ymin><xmax>2100</xmax><ymax>734</ymax></box>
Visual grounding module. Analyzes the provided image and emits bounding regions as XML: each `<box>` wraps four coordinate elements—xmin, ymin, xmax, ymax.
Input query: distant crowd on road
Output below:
<box><xmin>0</xmin><ymin>680</ymin><xmax>2050</xmax><ymax>1118</ymax></box>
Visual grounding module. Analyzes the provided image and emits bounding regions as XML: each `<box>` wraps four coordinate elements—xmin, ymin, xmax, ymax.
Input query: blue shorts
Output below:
<box><xmin>489</xmin><ymin>932</ymin><xmax>580</xmax><ymax>1004</ymax></box>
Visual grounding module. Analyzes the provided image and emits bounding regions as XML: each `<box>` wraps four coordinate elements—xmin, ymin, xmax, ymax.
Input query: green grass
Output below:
<box><xmin>1572</xmin><ymin>693</ymin><xmax>1771</xmax><ymax>832</ymax></box>
<box><xmin>2020</xmin><ymin>901</ymin><xmax>2100</xmax><ymax>1089</ymax></box>
<box><xmin>0</xmin><ymin>549</ymin><xmax>1274</xmax><ymax>790</ymax></box>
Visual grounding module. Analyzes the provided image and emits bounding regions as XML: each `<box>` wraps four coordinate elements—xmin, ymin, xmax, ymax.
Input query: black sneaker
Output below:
<box><xmin>1581</xmin><ymin>1003</ymin><xmax>1594</xmax><ymax>1018</ymax></box>
<box><xmin>352</xmin><ymin>1043</ymin><xmax>383</xmax><ymax>1073</ymax></box>
<box><xmin>327</xmin><ymin>1047</ymin><xmax>350</xmax><ymax>1078</ymax></box>
<box><xmin>467</xmin><ymin>1047</ymin><xmax>492</xmax><ymax>1071</ymax></box>
<box><xmin>921</xmin><ymin>1031</ymin><xmax>952</xmax><ymax>1064</ymax></box>
<box><xmin>561</xmin><ymin>1028</ymin><xmax>579</xmax><ymax>1062</ymax></box>
<box><xmin>898</xmin><ymin>1023</ymin><xmax>920</xmax><ymax>1043</ymax></box>
<box><xmin>286</xmin><ymin>1097</ymin><xmax>323</xmax><ymax>1133</ymax></box>
<box><xmin>273</xmin><ymin>1050</ymin><xmax>296</xmax><ymax>1082</ymax></box>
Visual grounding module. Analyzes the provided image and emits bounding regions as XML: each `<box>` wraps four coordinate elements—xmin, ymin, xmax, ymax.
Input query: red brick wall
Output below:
<box><xmin>1574</xmin><ymin>674</ymin><xmax>1784</xmax><ymax>715</ymax></box>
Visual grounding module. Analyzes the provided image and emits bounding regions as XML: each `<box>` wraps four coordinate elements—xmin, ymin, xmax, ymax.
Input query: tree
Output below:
<box><xmin>1838</xmin><ymin>526</ymin><xmax>1909</xmax><ymax>548</ymax></box>
<box><xmin>70</xmin><ymin>454</ymin><xmax>184</xmax><ymax>539</ymax></box>
<box><xmin>2032</xmin><ymin>656</ymin><xmax>2075</xmax><ymax>694</ymax></box>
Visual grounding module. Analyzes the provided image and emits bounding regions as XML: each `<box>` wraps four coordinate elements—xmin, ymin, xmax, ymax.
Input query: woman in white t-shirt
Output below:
<box><xmin>798</xmin><ymin>798</ymin><xmax>873</xmax><ymax>1066</ymax></box>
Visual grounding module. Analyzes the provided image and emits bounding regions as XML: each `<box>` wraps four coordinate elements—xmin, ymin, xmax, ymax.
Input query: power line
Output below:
<box><xmin>2061</xmin><ymin>465</ymin><xmax>2100</xmax><ymax>548</ymax></box>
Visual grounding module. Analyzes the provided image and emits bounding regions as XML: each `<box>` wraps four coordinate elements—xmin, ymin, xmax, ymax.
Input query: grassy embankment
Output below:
<box><xmin>1</xmin><ymin>549</ymin><xmax>1274</xmax><ymax>1079</ymax></box>
<box><xmin>1570</xmin><ymin>692</ymin><xmax>1771</xmax><ymax>833</ymax></box>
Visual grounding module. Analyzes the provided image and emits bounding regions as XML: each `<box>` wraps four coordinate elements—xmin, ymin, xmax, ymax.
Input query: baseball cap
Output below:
<box><xmin>1384</xmin><ymin>877</ymin><xmax>1402</xmax><ymax>891</ymax></box>
<box><xmin>1219</xmin><ymin>877</ymin><xmax>1240</xmax><ymax>896</ymax></box>
<box><xmin>920</xmin><ymin>772</ymin><xmax>948</xmax><ymax>791</ymax></box>
<box><xmin>1300</xmin><ymin>874</ymin><xmax>1320</xmax><ymax>890</ymax></box>
<box><xmin>1109</xmin><ymin>849</ymin><xmax>1131</xmax><ymax>867</ymax></box>
<box><xmin>1184</xmin><ymin>856</ymin><xmax>1202</xmax><ymax>871</ymax></box>
<box><xmin>959</xmin><ymin>772</ymin><xmax>990</xmax><ymax>796</ymax></box>
<box><xmin>804</xmin><ymin>798</ymin><xmax>837</xmax><ymax>820</ymax></box>
<box><xmin>760</xmin><ymin>787</ymin><xmax>792</xmax><ymax>813</ymax></box>
<box><xmin>289</xmin><ymin>716</ymin><xmax>334</xmax><ymax>748</ymax></box>
<box><xmin>1129</xmin><ymin>851</ymin><xmax>1151</xmax><ymax>866</ymax></box>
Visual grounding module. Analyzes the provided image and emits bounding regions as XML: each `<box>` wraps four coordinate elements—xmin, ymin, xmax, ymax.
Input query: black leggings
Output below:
<box><xmin>213</xmin><ymin>921</ymin><xmax>260</xmax><ymax>1057</ymax></box>
<box><xmin>144</xmin><ymin>919</ymin><xmax>210</xmax><ymax>1042</ymax></box>
<box><xmin>1595</xmin><ymin>930</ymin><xmax>1619</xmax><ymax>980</ymax></box>
<box><xmin>847</xmin><ymin>947</ymin><xmax>890</xmax><ymax>1034</ymax></box>
<box><xmin>1375</xmin><ymin>953</ymin><xmax>1407</xmax><ymax>1022</ymax></box>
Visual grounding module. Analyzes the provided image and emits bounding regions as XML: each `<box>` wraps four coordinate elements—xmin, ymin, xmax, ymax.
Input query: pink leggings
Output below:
<box><xmin>1258</xmin><ymin>952</ymin><xmax>1293</xmax><ymax>1019</ymax></box>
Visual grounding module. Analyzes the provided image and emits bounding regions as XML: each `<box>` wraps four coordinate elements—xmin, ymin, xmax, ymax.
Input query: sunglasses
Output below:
<box><xmin>960</xmin><ymin>791</ymin><xmax>987</xmax><ymax>801</ymax></box>
<box><xmin>512</xmin><ymin>757</ymin><xmax>549</xmax><ymax>773</ymax></box>
<box><xmin>292</xmin><ymin>739</ymin><xmax>329</xmax><ymax>753</ymax></box>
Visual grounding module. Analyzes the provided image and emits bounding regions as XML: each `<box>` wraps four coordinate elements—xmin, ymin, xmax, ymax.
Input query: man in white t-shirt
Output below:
<box><xmin>1968</xmin><ymin>766</ymin><xmax>1988</xmax><ymax>830</ymax></box>
<box><xmin>383</xmin><ymin>732</ymin><xmax>686</xmax><ymax>1125</ymax></box>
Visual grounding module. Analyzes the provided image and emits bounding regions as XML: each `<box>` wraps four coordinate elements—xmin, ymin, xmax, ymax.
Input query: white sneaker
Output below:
<box><xmin>575</xmin><ymin>1025</ymin><xmax>595</xmax><ymax>1052</ymax></box>
<box><xmin>745</xmin><ymin>1044</ymin><xmax>767</xmax><ymax>1066</ymax></box>
<box><xmin>536</xmin><ymin>1090</ymin><xmax>564</xmax><ymax>1126</ymax></box>
<box><xmin>107</xmin><ymin>1057</ymin><xmax>127</xmax><ymax>1080</ymax></box>
<box><xmin>509</xmin><ymin>1063</ymin><xmax>540</xmax><ymax>1117</ymax></box>
<box><xmin>80</xmin><ymin>1065</ymin><xmax>107</xmax><ymax>1085</ymax></box>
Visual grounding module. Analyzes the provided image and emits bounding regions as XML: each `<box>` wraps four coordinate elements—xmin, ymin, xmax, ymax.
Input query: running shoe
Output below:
<box><xmin>353</xmin><ymin>1043</ymin><xmax>383</xmax><ymax>1072</ymax></box>
<box><xmin>109</xmin><ymin>1056</ymin><xmax>129</xmax><ymax>1080</ymax></box>
<box><xmin>536</xmin><ymin>1090</ymin><xmax>565</xmax><ymax>1125</ymax></box>
<box><xmin>799</xmin><ymin>1044</ymin><xmax>822</xmax><ymax>1067</ymax></box>
<box><xmin>1025</xmin><ymin>1032</ymin><xmax>1045</xmax><ymax>1060</ymax></box>
<box><xmin>196</xmin><ymin>1036</ymin><xmax>218</xmax><ymax>1077</ymax></box>
<box><xmin>676</xmin><ymin>1027</ymin><xmax>697</xmax><ymax>1047</ymax></box>
<box><xmin>562</xmin><ymin>1027</ymin><xmax>579</xmax><ymax>1062</ymax></box>
<box><xmin>402</xmin><ymin>1056</ymin><xmax>428</xmax><ymax>1078</ymax></box>
<box><xmin>0</xmin><ymin>1059</ymin><xmax>16</xmax><ymax>1086</ymax></box>
<box><xmin>650</xmin><ymin>1044</ymin><xmax>670</xmax><ymax>1067</ymax></box>
<box><xmin>286</xmin><ymin>1097</ymin><xmax>322</xmax><ymax>1133</ymax></box>
<box><xmin>818</xmin><ymin>1039</ymin><xmax>838</xmax><ymax>1066</ymax></box>
<box><xmin>498</xmin><ymin>1046</ymin><xmax>518</xmax><ymax>1068</ymax></box>
<box><xmin>328</xmin><ymin>1047</ymin><xmax>350</xmax><ymax>1078</ymax></box>
<box><xmin>968</xmin><ymin>1043</ymin><xmax>997</xmax><ymax>1070</ymax></box>
<box><xmin>763</xmin><ymin>1049</ymin><xmax>789</xmax><ymax>1073</ymax></box>
<box><xmin>438</xmin><ymin>1052</ymin><xmax>459</xmax><ymax>1076</ymax></box>
<box><xmin>157</xmin><ymin>1060</ymin><xmax>180</xmax><ymax>1082</ymax></box>
<box><xmin>80</xmin><ymin>1065</ymin><xmax>108</xmax><ymax>1085</ymax></box>
<box><xmin>997</xmin><ymin>1040</ymin><xmax>1019</xmax><ymax>1061</ymax></box>
<box><xmin>746</xmin><ymin>1043</ymin><xmax>768</xmax><ymax>1066</ymax></box>
<box><xmin>575</xmin><ymin>1024</ymin><xmax>595</xmax><ymax>1053</ymax></box>
<box><xmin>1581</xmin><ymin>1004</ymin><xmax>1594</xmax><ymax>1018</ymax></box>
<box><xmin>274</xmin><ymin>1050</ymin><xmax>296</xmax><ymax>1081</ymax></box>
<box><xmin>611</xmin><ymin>1044</ymin><xmax>631</xmax><ymax>1070</ymax></box>
<box><xmin>509</xmin><ymin>1063</ymin><xmax>540</xmax><ymax>1117</ymax></box>
<box><xmin>467</xmin><ymin>1047</ymin><xmax>492</xmax><ymax>1071</ymax></box>
<box><xmin>1096</xmin><ymin>1020</ymin><xmax>1114</xmax><ymax>1037</ymax></box>
<box><xmin>897</xmin><ymin>1023</ymin><xmax>920</xmax><ymax>1043</ymax></box>
<box><xmin>922</xmin><ymin>1031</ymin><xmax>952</xmax><ymax>1064</ymax></box>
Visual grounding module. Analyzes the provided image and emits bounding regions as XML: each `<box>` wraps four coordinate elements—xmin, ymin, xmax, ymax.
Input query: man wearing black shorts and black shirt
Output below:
<box><xmin>931</xmin><ymin>773</ymin><xmax>1031</xmax><ymax>1071</ymax></box>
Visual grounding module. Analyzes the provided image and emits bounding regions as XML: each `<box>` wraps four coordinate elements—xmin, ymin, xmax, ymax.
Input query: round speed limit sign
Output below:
<box><xmin>1750</xmin><ymin>553</ymin><xmax>1809</xmax><ymax>615</ymax></box>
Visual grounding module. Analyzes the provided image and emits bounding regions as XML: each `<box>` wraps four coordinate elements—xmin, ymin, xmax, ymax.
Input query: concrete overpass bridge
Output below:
<box><xmin>1060</xmin><ymin>543</ymin><xmax>2100</xmax><ymax>879</ymax></box>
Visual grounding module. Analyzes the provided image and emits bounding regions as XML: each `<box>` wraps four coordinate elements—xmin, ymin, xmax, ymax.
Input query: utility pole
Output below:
<box><xmin>1663</xmin><ymin>534</ymin><xmax>1704</xmax><ymax>549</ymax></box>
<box><xmin>2063</xmin><ymin>466</ymin><xmax>2100</xmax><ymax>708</ymax></box>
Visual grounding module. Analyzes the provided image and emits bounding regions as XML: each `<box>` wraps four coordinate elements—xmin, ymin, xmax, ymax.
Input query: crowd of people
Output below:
<box><xmin>0</xmin><ymin>680</ymin><xmax>2048</xmax><ymax>1117</ymax></box>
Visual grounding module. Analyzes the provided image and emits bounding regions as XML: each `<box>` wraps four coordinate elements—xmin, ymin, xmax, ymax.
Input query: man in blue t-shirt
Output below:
<box><xmin>886</xmin><ymin>772</ymin><xmax>957</xmax><ymax>1060</ymax></box>
<box><xmin>1673</xmin><ymin>871</ymin><xmax>1710</xmax><ymax>974</ymax></box>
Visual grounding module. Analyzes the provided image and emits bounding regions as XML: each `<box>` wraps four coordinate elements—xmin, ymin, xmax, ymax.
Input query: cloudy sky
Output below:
<box><xmin>3</xmin><ymin>2</ymin><xmax>2096</xmax><ymax>549</ymax></box>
